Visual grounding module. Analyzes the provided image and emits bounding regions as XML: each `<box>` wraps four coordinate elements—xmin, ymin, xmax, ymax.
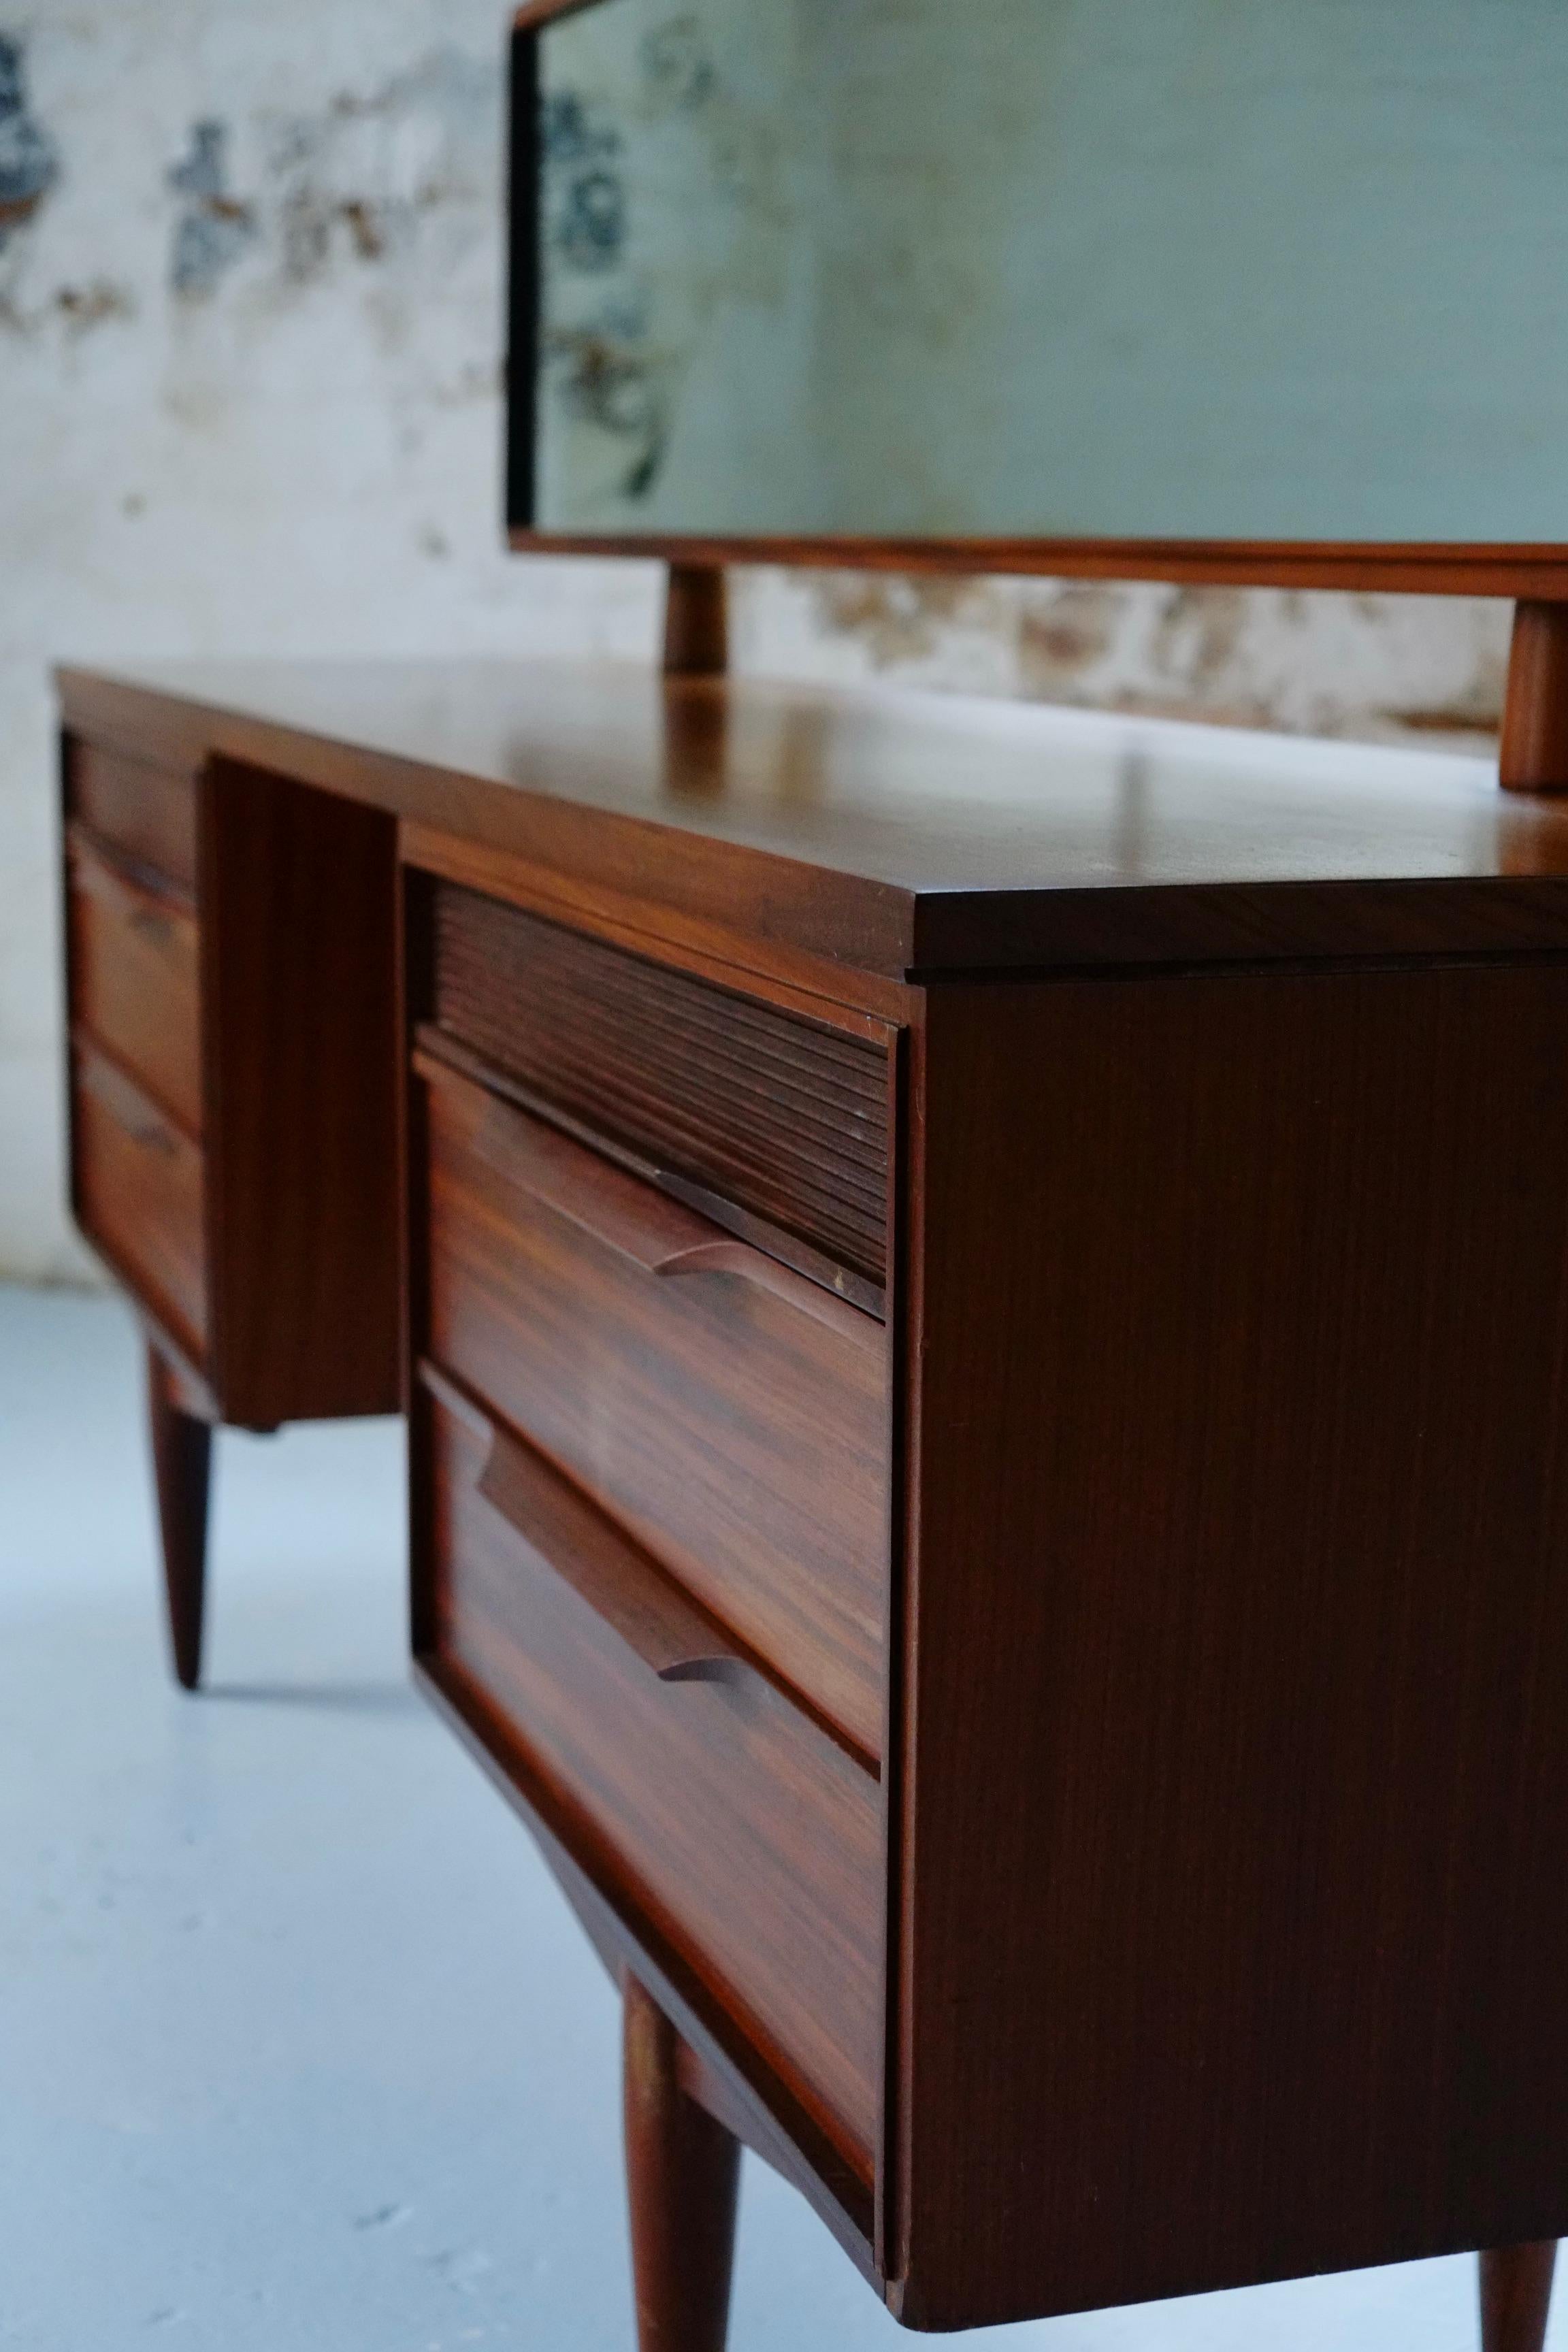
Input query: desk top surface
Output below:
<box><xmin>56</xmin><ymin>657</ymin><xmax>1568</xmax><ymax>979</ymax></box>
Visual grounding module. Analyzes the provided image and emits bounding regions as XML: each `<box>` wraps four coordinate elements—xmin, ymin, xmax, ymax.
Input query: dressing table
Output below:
<box><xmin>54</xmin><ymin>648</ymin><xmax>1568</xmax><ymax>2347</ymax></box>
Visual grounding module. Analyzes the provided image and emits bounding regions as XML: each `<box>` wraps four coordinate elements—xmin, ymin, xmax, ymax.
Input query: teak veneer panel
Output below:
<box><xmin>199</xmin><ymin>758</ymin><xmax>401</xmax><ymax>1428</ymax></box>
<box><xmin>54</xmin><ymin>659</ymin><xmax>1568</xmax><ymax>979</ymax></box>
<box><xmin>68</xmin><ymin>834</ymin><xmax>202</xmax><ymax>1137</ymax></box>
<box><xmin>425</xmin><ymin>1384</ymin><xmax>883</xmax><ymax>2170</ymax></box>
<box><xmin>414</xmin><ymin>1647</ymin><xmax>879</xmax><ymax>2275</ymax></box>
<box><xmin>509</xmin><ymin>534</ymin><xmax>1568</xmax><ymax>602</ymax></box>
<box><xmin>419</xmin><ymin>1060</ymin><xmax>888</xmax><ymax>1761</ymax></box>
<box><xmin>54</xmin><ymin>657</ymin><xmax>1568</xmax><ymax>2347</ymax></box>
<box><xmin>59</xmin><ymin>732</ymin><xmax>403</xmax><ymax>1431</ymax></box>
<box><xmin>72</xmin><ymin>1042</ymin><xmax>207</xmax><ymax>1364</ymax></box>
<box><xmin>67</xmin><ymin>737</ymin><xmax>198</xmax><ymax>894</ymax></box>
<box><xmin>894</xmin><ymin>962</ymin><xmax>1568</xmax><ymax>2326</ymax></box>
<box><xmin>432</xmin><ymin>883</ymin><xmax>889</xmax><ymax>1288</ymax></box>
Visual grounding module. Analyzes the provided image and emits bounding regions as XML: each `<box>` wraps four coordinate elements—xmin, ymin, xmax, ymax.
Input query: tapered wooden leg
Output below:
<box><xmin>1480</xmin><ymin>2242</ymin><xmax>1558</xmax><ymax>2352</ymax></box>
<box><xmin>623</xmin><ymin>1976</ymin><xmax>740</xmax><ymax>2352</ymax></box>
<box><xmin>146</xmin><ymin>1344</ymin><xmax>212</xmax><ymax>1691</ymax></box>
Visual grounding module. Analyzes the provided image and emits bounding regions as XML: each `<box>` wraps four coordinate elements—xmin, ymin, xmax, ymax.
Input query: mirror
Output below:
<box><xmin>517</xmin><ymin>0</ymin><xmax>1568</xmax><ymax>558</ymax></box>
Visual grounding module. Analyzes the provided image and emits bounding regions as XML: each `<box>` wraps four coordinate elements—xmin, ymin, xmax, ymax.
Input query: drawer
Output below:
<box><xmin>74</xmin><ymin>1043</ymin><xmax>206</xmax><ymax>1360</ymax></box>
<box><xmin>431</xmin><ymin>885</ymin><xmax>889</xmax><ymax>1301</ymax></box>
<box><xmin>68</xmin><ymin>835</ymin><xmax>201</xmax><ymax>1136</ymax></box>
<box><xmin>419</xmin><ymin>1053</ymin><xmax>888</xmax><ymax>1760</ymax></box>
<box><xmin>69</xmin><ymin>740</ymin><xmax>199</xmax><ymax>894</ymax></box>
<box><xmin>422</xmin><ymin>1373</ymin><xmax>883</xmax><ymax>2168</ymax></box>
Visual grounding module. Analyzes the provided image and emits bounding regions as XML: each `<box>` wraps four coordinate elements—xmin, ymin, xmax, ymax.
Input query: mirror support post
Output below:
<box><xmin>1500</xmin><ymin>600</ymin><xmax>1568</xmax><ymax>791</ymax></box>
<box><xmin>663</xmin><ymin>564</ymin><xmax>729</xmax><ymax>678</ymax></box>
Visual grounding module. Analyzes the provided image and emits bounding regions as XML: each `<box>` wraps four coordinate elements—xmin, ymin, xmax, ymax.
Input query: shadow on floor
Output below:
<box><xmin>205</xmin><ymin>1679</ymin><xmax>419</xmax><ymax>1715</ymax></box>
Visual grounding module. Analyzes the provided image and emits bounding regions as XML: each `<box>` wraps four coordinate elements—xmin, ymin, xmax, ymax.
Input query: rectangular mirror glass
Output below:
<box><xmin>517</xmin><ymin>0</ymin><xmax>1568</xmax><ymax>557</ymax></box>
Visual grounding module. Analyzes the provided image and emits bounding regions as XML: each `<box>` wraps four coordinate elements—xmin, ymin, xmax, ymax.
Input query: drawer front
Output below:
<box><xmin>425</xmin><ymin>1381</ymin><xmax>883</xmax><ymax>2167</ymax></box>
<box><xmin>69</xmin><ymin>740</ymin><xmax>199</xmax><ymax>894</ymax></box>
<box><xmin>74</xmin><ymin>1045</ymin><xmax>206</xmax><ymax>1359</ymax></box>
<box><xmin>422</xmin><ymin>1057</ymin><xmax>888</xmax><ymax>1759</ymax></box>
<box><xmin>69</xmin><ymin>838</ymin><xmax>201</xmax><ymax>1135</ymax></box>
<box><xmin>431</xmin><ymin>885</ymin><xmax>889</xmax><ymax>1295</ymax></box>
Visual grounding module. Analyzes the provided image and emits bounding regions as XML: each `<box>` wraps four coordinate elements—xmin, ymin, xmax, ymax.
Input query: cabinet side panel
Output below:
<box><xmin>896</xmin><ymin>964</ymin><xmax>1568</xmax><ymax>2326</ymax></box>
<box><xmin>203</xmin><ymin>760</ymin><xmax>399</xmax><ymax>1426</ymax></box>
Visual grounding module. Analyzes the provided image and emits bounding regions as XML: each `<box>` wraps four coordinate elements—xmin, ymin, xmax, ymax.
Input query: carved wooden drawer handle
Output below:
<box><xmin>423</xmin><ymin>1361</ymin><xmax>757</xmax><ymax>1688</ymax></box>
<box><xmin>108</xmin><ymin>1098</ymin><xmax>178</xmax><ymax>1158</ymax></box>
<box><xmin>415</xmin><ymin>1045</ymin><xmax>876</xmax><ymax>1349</ymax></box>
<box><xmin>69</xmin><ymin>826</ymin><xmax>195</xmax><ymax>934</ymax></box>
<box><xmin>79</xmin><ymin>1051</ymin><xmax>179</xmax><ymax>1156</ymax></box>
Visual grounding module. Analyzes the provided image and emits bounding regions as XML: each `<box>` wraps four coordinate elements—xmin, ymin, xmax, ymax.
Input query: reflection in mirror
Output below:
<box><xmin>527</xmin><ymin>0</ymin><xmax>1568</xmax><ymax>546</ymax></box>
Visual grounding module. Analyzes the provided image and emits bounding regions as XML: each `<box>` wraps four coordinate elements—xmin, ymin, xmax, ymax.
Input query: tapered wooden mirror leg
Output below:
<box><xmin>662</xmin><ymin>562</ymin><xmax>729</xmax><ymax>678</ymax></box>
<box><xmin>623</xmin><ymin>1975</ymin><xmax>740</xmax><ymax>2352</ymax></box>
<box><xmin>146</xmin><ymin>1343</ymin><xmax>212</xmax><ymax>1691</ymax></box>
<box><xmin>1480</xmin><ymin>2240</ymin><xmax>1558</xmax><ymax>2352</ymax></box>
<box><xmin>1500</xmin><ymin>600</ymin><xmax>1568</xmax><ymax>793</ymax></box>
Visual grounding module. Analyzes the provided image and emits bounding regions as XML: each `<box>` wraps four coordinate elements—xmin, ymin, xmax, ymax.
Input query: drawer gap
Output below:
<box><xmin>431</xmin><ymin>886</ymin><xmax>891</xmax><ymax>1286</ymax></box>
<box><xmin>420</xmin><ymin>1357</ymin><xmax>879</xmax><ymax>1779</ymax></box>
<box><xmin>71</xmin><ymin>1022</ymin><xmax>203</xmax><ymax>1153</ymax></box>
<box><xmin>415</xmin><ymin>1022</ymin><xmax>885</xmax><ymax>1318</ymax></box>
<box><xmin>67</xmin><ymin>819</ymin><xmax>197</xmax><ymax>915</ymax></box>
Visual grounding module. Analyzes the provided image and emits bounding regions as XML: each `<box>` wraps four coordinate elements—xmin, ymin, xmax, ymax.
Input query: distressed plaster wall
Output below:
<box><xmin>744</xmin><ymin>574</ymin><xmax>1512</xmax><ymax>751</ymax></box>
<box><xmin>1</xmin><ymin>0</ymin><xmax>659</xmax><ymax>1280</ymax></box>
<box><xmin>0</xmin><ymin>2</ymin><xmax>1511</xmax><ymax>1279</ymax></box>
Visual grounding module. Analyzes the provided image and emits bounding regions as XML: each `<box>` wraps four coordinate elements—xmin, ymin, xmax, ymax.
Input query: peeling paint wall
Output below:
<box><xmin>0</xmin><ymin>1</ymin><xmax>1509</xmax><ymax>1280</ymax></box>
<box><xmin>0</xmin><ymin>1</ymin><xmax>656</xmax><ymax>1281</ymax></box>
<box><xmin>0</xmin><ymin>31</ymin><xmax>56</xmax><ymax>246</ymax></box>
<box><xmin>736</xmin><ymin>574</ymin><xmax>1512</xmax><ymax>753</ymax></box>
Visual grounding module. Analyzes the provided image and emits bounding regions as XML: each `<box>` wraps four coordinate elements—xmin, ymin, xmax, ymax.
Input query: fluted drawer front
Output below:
<box><xmin>431</xmin><ymin>885</ymin><xmax>889</xmax><ymax>1292</ymax></box>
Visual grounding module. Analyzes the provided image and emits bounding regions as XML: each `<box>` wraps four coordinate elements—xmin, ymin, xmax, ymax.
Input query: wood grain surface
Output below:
<box><xmin>67</xmin><ymin>831</ymin><xmax>202</xmax><ymax>1137</ymax></box>
<box><xmin>622</xmin><ymin>1974</ymin><xmax>740</xmax><ymax>2352</ymax></box>
<box><xmin>892</xmin><ymin>962</ymin><xmax>1568</xmax><ymax>2326</ymax></box>
<box><xmin>508</xmin><ymin>532</ymin><xmax>1568</xmax><ymax>600</ymax></box>
<box><xmin>66</xmin><ymin>736</ymin><xmax>199</xmax><ymax>892</ymax></box>
<box><xmin>419</xmin><ymin>1058</ymin><xmax>887</xmax><ymax>1759</ymax></box>
<box><xmin>59</xmin><ymin>658</ymin><xmax>1568</xmax><ymax>2342</ymax></box>
<box><xmin>468</xmin><ymin>1375</ymin><xmax>781</xmax><ymax>1692</ymax></box>
<box><xmin>72</xmin><ymin>1041</ymin><xmax>207</xmax><ymax>1363</ymax></box>
<box><xmin>1501</xmin><ymin>602</ymin><xmax>1568</xmax><ymax>794</ymax></box>
<box><xmin>422</xmin><ymin>1380</ymin><xmax>884</xmax><ymax>2169</ymax></box>
<box><xmin>433</xmin><ymin>883</ymin><xmax>889</xmax><ymax>1288</ymax></box>
<box><xmin>55</xmin><ymin>660</ymin><xmax>1568</xmax><ymax>979</ymax></box>
<box><xmin>412</xmin><ymin>1643</ymin><xmax>878</xmax><ymax>2271</ymax></box>
<box><xmin>200</xmin><ymin>758</ymin><xmax>400</xmax><ymax>1427</ymax></box>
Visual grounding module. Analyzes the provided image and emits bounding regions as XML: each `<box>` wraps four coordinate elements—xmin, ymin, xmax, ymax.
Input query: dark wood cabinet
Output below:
<box><xmin>74</xmin><ymin>1040</ymin><xmax>208</xmax><ymax>1359</ymax></box>
<box><xmin>894</xmin><ymin>964</ymin><xmax>1568</xmax><ymax>2323</ymax></box>
<box><xmin>415</xmin><ymin>1034</ymin><xmax>888</xmax><ymax>1761</ymax></box>
<box><xmin>60</xmin><ymin>730</ymin><xmax>402</xmax><ymax>1682</ymax></box>
<box><xmin>68</xmin><ymin>833</ymin><xmax>203</xmax><ymax>1135</ymax></box>
<box><xmin>53</xmin><ymin>657</ymin><xmax>1568</xmax><ymax>2348</ymax></box>
<box><xmin>421</xmin><ymin>1369</ymin><xmax>885</xmax><ymax>2166</ymax></box>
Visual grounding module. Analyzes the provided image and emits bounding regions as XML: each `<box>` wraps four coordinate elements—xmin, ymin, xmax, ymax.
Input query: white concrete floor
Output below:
<box><xmin>0</xmin><ymin>1283</ymin><xmax>1552</xmax><ymax>2352</ymax></box>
